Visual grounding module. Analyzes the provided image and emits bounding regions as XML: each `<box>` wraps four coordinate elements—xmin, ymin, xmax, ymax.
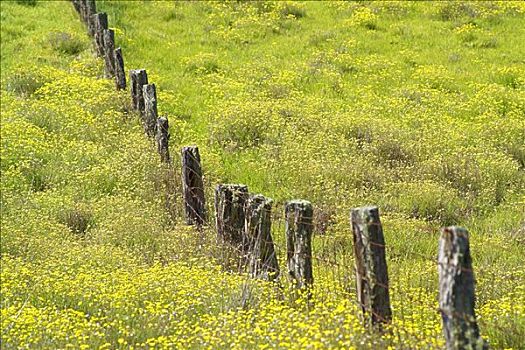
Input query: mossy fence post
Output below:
<box><xmin>181</xmin><ymin>146</ymin><xmax>206</xmax><ymax>226</ymax></box>
<box><xmin>245</xmin><ymin>194</ymin><xmax>279</xmax><ymax>281</ymax></box>
<box><xmin>285</xmin><ymin>200</ymin><xmax>314</xmax><ymax>292</ymax></box>
<box><xmin>91</xmin><ymin>12</ymin><xmax>108</xmax><ymax>57</ymax></box>
<box><xmin>156</xmin><ymin>117</ymin><xmax>170</xmax><ymax>164</ymax></box>
<box><xmin>438</xmin><ymin>227</ymin><xmax>487</xmax><ymax>350</ymax></box>
<box><xmin>143</xmin><ymin>84</ymin><xmax>158</xmax><ymax>137</ymax></box>
<box><xmin>102</xmin><ymin>29</ymin><xmax>116</xmax><ymax>78</ymax></box>
<box><xmin>130</xmin><ymin>69</ymin><xmax>148</xmax><ymax>114</ymax></box>
<box><xmin>114</xmin><ymin>48</ymin><xmax>126</xmax><ymax>90</ymax></box>
<box><xmin>215</xmin><ymin>184</ymin><xmax>249</xmax><ymax>250</ymax></box>
<box><xmin>350</xmin><ymin>206</ymin><xmax>392</xmax><ymax>328</ymax></box>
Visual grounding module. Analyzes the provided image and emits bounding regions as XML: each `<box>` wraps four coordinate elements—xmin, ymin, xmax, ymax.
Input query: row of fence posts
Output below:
<box><xmin>72</xmin><ymin>1</ymin><xmax>488</xmax><ymax>348</ymax></box>
<box><xmin>73</xmin><ymin>0</ymin><xmax>126</xmax><ymax>90</ymax></box>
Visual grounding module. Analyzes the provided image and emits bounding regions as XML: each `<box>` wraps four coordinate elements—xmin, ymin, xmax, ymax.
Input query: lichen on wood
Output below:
<box><xmin>156</xmin><ymin>117</ymin><xmax>170</xmax><ymax>164</ymax></box>
<box><xmin>245</xmin><ymin>194</ymin><xmax>279</xmax><ymax>281</ymax></box>
<box><xmin>286</xmin><ymin>200</ymin><xmax>313</xmax><ymax>290</ymax></box>
<box><xmin>181</xmin><ymin>146</ymin><xmax>205</xmax><ymax>226</ymax></box>
<box><xmin>215</xmin><ymin>184</ymin><xmax>249</xmax><ymax>251</ymax></box>
<box><xmin>142</xmin><ymin>84</ymin><xmax>158</xmax><ymax>137</ymax></box>
<box><xmin>114</xmin><ymin>47</ymin><xmax>126</xmax><ymax>90</ymax></box>
<box><xmin>351</xmin><ymin>206</ymin><xmax>392</xmax><ymax>328</ymax></box>
<box><xmin>129</xmin><ymin>69</ymin><xmax>148</xmax><ymax>113</ymax></box>
<box><xmin>102</xmin><ymin>29</ymin><xmax>115</xmax><ymax>78</ymax></box>
<box><xmin>438</xmin><ymin>226</ymin><xmax>487</xmax><ymax>350</ymax></box>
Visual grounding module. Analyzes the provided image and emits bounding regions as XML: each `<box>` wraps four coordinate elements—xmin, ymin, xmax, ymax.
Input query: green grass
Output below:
<box><xmin>1</xmin><ymin>1</ymin><xmax>525</xmax><ymax>349</ymax></box>
<box><xmin>96</xmin><ymin>1</ymin><xmax>525</xmax><ymax>214</ymax></box>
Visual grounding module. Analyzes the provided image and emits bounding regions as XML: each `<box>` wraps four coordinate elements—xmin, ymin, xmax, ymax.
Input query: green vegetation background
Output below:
<box><xmin>1</xmin><ymin>1</ymin><xmax>524</xmax><ymax>349</ymax></box>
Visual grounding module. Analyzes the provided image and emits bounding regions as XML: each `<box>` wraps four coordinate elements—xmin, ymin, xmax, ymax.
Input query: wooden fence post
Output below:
<box><xmin>245</xmin><ymin>194</ymin><xmax>279</xmax><ymax>281</ymax></box>
<box><xmin>103</xmin><ymin>29</ymin><xmax>115</xmax><ymax>78</ymax></box>
<box><xmin>78</xmin><ymin>0</ymin><xmax>90</xmax><ymax>26</ymax></box>
<box><xmin>181</xmin><ymin>146</ymin><xmax>206</xmax><ymax>226</ymax></box>
<box><xmin>79</xmin><ymin>0</ymin><xmax>87</xmax><ymax>23</ymax></box>
<box><xmin>142</xmin><ymin>84</ymin><xmax>158</xmax><ymax>137</ymax></box>
<box><xmin>215</xmin><ymin>184</ymin><xmax>249</xmax><ymax>251</ymax></box>
<box><xmin>156</xmin><ymin>117</ymin><xmax>170</xmax><ymax>164</ymax></box>
<box><xmin>85</xmin><ymin>0</ymin><xmax>97</xmax><ymax>36</ymax></box>
<box><xmin>114</xmin><ymin>48</ymin><xmax>126</xmax><ymax>90</ymax></box>
<box><xmin>438</xmin><ymin>227</ymin><xmax>487</xmax><ymax>350</ymax></box>
<box><xmin>91</xmin><ymin>12</ymin><xmax>108</xmax><ymax>57</ymax></box>
<box><xmin>129</xmin><ymin>69</ymin><xmax>148</xmax><ymax>113</ymax></box>
<box><xmin>286</xmin><ymin>200</ymin><xmax>313</xmax><ymax>290</ymax></box>
<box><xmin>351</xmin><ymin>206</ymin><xmax>392</xmax><ymax>327</ymax></box>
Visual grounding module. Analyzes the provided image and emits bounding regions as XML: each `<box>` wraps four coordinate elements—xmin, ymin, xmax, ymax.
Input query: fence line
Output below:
<box><xmin>71</xmin><ymin>1</ymin><xmax>490</xmax><ymax>348</ymax></box>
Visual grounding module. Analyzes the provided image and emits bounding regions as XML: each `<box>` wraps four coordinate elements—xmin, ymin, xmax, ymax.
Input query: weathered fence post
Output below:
<box><xmin>129</xmin><ymin>69</ymin><xmax>148</xmax><ymax>113</ymax></box>
<box><xmin>351</xmin><ymin>206</ymin><xmax>392</xmax><ymax>327</ymax></box>
<box><xmin>85</xmin><ymin>0</ymin><xmax>97</xmax><ymax>36</ymax></box>
<box><xmin>114</xmin><ymin>48</ymin><xmax>126</xmax><ymax>90</ymax></box>
<box><xmin>245</xmin><ymin>194</ymin><xmax>279</xmax><ymax>281</ymax></box>
<box><xmin>103</xmin><ymin>29</ymin><xmax>116</xmax><ymax>78</ymax></box>
<box><xmin>181</xmin><ymin>146</ymin><xmax>206</xmax><ymax>226</ymax></box>
<box><xmin>286</xmin><ymin>200</ymin><xmax>313</xmax><ymax>290</ymax></box>
<box><xmin>215</xmin><ymin>184</ymin><xmax>249</xmax><ymax>250</ymax></box>
<box><xmin>438</xmin><ymin>227</ymin><xmax>487</xmax><ymax>350</ymax></box>
<box><xmin>78</xmin><ymin>0</ymin><xmax>92</xmax><ymax>27</ymax></box>
<box><xmin>91</xmin><ymin>12</ymin><xmax>108</xmax><ymax>57</ymax></box>
<box><xmin>156</xmin><ymin>117</ymin><xmax>170</xmax><ymax>164</ymax></box>
<box><xmin>142</xmin><ymin>84</ymin><xmax>158</xmax><ymax>137</ymax></box>
<box><xmin>79</xmin><ymin>0</ymin><xmax>87</xmax><ymax>22</ymax></box>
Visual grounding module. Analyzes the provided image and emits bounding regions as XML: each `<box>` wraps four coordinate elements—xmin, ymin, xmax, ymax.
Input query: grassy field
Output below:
<box><xmin>1</xmin><ymin>1</ymin><xmax>525</xmax><ymax>349</ymax></box>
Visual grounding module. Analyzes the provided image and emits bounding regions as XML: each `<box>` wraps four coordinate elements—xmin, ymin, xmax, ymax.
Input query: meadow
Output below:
<box><xmin>1</xmin><ymin>1</ymin><xmax>524</xmax><ymax>349</ymax></box>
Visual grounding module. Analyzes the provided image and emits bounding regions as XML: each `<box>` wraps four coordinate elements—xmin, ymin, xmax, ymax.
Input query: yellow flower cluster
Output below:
<box><xmin>346</xmin><ymin>7</ymin><xmax>378</xmax><ymax>29</ymax></box>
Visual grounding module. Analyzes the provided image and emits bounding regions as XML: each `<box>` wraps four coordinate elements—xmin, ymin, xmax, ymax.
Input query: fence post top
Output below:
<box><xmin>143</xmin><ymin>83</ymin><xmax>156</xmax><ymax>92</ymax></box>
<box><xmin>130</xmin><ymin>68</ymin><xmax>147</xmax><ymax>75</ymax></box>
<box><xmin>92</xmin><ymin>12</ymin><xmax>107</xmax><ymax>18</ymax></box>
<box><xmin>248</xmin><ymin>194</ymin><xmax>273</xmax><ymax>205</ymax></box>
<box><xmin>181</xmin><ymin>145</ymin><xmax>199</xmax><ymax>153</ymax></box>
<box><xmin>441</xmin><ymin>226</ymin><xmax>468</xmax><ymax>235</ymax></box>
<box><xmin>285</xmin><ymin>200</ymin><xmax>313</xmax><ymax>214</ymax></box>
<box><xmin>351</xmin><ymin>206</ymin><xmax>380</xmax><ymax>223</ymax></box>
<box><xmin>286</xmin><ymin>199</ymin><xmax>311</xmax><ymax>206</ymax></box>
<box><xmin>216</xmin><ymin>184</ymin><xmax>249</xmax><ymax>192</ymax></box>
<box><xmin>439</xmin><ymin>226</ymin><xmax>470</xmax><ymax>253</ymax></box>
<box><xmin>351</xmin><ymin>205</ymin><xmax>379</xmax><ymax>214</ymax></box>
